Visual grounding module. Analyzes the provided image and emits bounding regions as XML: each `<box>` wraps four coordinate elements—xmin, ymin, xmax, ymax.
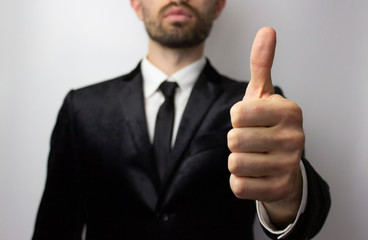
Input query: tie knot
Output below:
<box><xmin>159</xmin><ymin>81</ymin><xmax>178</xmax><ymax>99</ymax></box>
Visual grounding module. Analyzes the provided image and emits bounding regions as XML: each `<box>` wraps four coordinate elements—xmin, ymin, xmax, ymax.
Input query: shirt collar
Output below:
<box><xmin>141</xmin><ymin>57</ymin><xmax>207</xmax><ymax>99</ymax></box>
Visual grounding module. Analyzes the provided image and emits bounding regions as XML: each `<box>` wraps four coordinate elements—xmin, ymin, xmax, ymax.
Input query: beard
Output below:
<box><xmin>141</xmin><ymin>2</ymin><xmax>216</xmax><ymax>48</ymax></box>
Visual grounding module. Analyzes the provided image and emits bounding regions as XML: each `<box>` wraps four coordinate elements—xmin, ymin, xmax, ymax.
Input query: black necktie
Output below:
<box><xmin>153</xmin><ymin>81</ymin><xmax>178</xmax><ymax>183</ymax></box>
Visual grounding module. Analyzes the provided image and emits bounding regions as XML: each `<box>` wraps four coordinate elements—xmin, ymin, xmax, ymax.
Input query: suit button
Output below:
<box><xmin>157</xmin><ymin>212</ymin><xmax>169</xmax><ymax>222</ymax></box>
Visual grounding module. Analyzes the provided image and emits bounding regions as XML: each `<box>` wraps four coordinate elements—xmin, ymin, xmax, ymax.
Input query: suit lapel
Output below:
<box><xmin>120</xmin><ymin>71</ymin><xmax>151</xmax><ymax>156</ymax></box>
<box><xmin>160</xmin><ymin>62</ymin><xmax>224</xmax><ymax>194</ymax></box>
<box><xmin>119</xmin><ymin>66</ymin><xmax>160</xmax><ymax>210</ymax></box>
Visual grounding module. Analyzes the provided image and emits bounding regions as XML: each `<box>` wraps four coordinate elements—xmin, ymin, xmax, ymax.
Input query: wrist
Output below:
<box><xmin>263</xmin><ymin>169</ymin><xmax>303</xmax><ymax>229</ymax></box>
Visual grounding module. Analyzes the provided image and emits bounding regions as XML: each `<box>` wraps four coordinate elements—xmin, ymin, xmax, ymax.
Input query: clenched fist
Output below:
<box><xmin>228</xmin><ymin>27</ymin><xmax>304</xmax><ymax>228</ymax></box>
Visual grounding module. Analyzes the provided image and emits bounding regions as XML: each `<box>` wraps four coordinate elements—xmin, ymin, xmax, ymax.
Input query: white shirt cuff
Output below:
<box><xmin>256</xmin><ymin>161</ymin><xmax>308</xmax><ymax>239</ymax></box>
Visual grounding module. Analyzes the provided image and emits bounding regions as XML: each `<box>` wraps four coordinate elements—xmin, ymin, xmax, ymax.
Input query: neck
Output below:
<box><xmin>147</xmin><ymin>39</ymin><xmax>205</xmax><ymax>76</ymax></box>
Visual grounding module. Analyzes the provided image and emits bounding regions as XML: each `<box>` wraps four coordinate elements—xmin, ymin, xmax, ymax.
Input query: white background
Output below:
<box><xmin>1</xmin><ymin>0</ymin><xmax>368</xmax><ymax>239</ymax></box>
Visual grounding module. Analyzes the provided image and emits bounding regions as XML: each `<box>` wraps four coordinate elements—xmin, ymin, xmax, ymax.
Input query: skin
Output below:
<box><xmin>229</xmin><ymin>27</ymin><xmax>303</xmax><ymax>228</ymax></box>
<box><xmin>130</xmin><ymin>0</ymin><xmax>225</xmax><ymax>75</ymax></box>
<box><xmin>131</xmin><ymin>0</ymin><xmax>303</xmax><ymax>229</ymax></box>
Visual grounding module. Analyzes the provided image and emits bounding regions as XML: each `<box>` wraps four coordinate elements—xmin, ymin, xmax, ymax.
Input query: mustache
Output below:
<box><xmin>159</xmin><ymin>2</ymin><xmax>199</xmax><ymax>18</ymax></box>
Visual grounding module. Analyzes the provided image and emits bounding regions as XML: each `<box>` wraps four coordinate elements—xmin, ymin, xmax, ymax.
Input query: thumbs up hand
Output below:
<box><xmin>228</xmin><ymin>27</ymin><xmax>304</xmax><ymax>228</ymax></box>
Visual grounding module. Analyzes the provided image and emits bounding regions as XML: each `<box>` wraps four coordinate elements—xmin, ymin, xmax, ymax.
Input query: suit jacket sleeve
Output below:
<box><xmin>32</xmin><ymin>91</ymin><xmax>85</xmax><ymax>240</ymax></box>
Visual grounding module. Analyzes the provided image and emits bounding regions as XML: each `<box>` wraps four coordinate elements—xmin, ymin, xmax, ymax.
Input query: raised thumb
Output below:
<box><xmin>244</xmin><ymin>27</ymin><xmax>276</xmax><ymax>100</ymax></box>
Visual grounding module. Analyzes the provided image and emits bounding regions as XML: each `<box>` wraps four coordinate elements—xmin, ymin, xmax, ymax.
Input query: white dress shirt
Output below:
<box><xmin>142</xmin><ymin>57</ymin><xmax>206</xmax><ymax>146</ymax></box>
<box><xmin>140</xmin><ymin>57</ymin><xmax>307</xmax><ymax>238</ymax></box>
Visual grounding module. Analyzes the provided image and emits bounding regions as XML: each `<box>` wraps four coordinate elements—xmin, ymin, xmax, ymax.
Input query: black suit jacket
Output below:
<box><xmin>33</xmin><ymin>61</ymin><xmax>330</xmax><ymax>240</ymax></box>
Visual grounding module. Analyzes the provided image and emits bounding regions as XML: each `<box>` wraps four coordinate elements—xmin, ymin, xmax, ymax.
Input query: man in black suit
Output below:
<box><xmin>33</xmin><ymin>0</ymin><xmax>330</xmax><ymax>239</ymax></box>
